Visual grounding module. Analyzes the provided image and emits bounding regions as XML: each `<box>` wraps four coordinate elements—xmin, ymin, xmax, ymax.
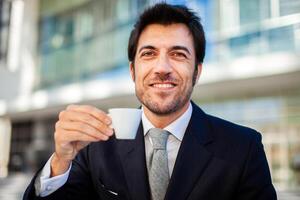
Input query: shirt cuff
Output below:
<box><xmin>34</xmin><ymin>154</ymin><xmax>72</xmax><ymax>197</ymax></box>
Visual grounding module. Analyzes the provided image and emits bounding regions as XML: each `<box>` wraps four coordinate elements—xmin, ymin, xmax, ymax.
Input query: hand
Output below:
<box><xmin>51</xmin><ymin>105</ymin><xmax>113</xmax><ymax>176</ymax></box>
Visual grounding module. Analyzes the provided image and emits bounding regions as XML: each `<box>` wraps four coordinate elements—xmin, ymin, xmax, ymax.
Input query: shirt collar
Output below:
<box><xmin>142</xmin><ymin>102</ymin><xmax>193</xmax><ymax>141</ymax></box>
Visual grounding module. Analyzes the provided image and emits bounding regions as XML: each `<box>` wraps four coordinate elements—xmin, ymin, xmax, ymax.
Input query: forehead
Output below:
<box><xmin>137</xmin><ymin>23</ymin><xmax>194</xmax><ymax>51</ymax></box>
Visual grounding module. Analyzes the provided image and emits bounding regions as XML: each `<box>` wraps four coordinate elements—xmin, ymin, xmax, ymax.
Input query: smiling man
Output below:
<box><xmin>24</xmin><ymin>3</ymin><xmax>277</xmax><ymax>200</ymax></box>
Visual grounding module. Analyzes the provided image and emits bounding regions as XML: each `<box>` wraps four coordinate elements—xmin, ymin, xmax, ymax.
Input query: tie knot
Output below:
<box><xmin>148</xmin><ymin>128</ymin><xmax>169</xmax><ymax>150</ymax></box>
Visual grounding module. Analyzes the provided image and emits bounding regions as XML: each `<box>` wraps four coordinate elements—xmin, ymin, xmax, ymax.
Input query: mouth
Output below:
<box><xmin>149</xmin><ymin>82</ymin><xmax>177</xmax><ymax>89</ymax></box>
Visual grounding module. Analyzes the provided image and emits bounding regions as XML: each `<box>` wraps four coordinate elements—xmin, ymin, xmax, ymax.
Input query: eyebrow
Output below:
<box><xmin>138</xmin><ymin>45</ymin><xmax>156</xmax><ymax>54</ymax></box>
<box><xmin>171</xmin><ymin>46</ymin><xmax>191</xmax><ymax>55</ymax></box>
<box><xmin>137</xmin><ymin>45</ymin><xmax>191</xmax><ymax>55</ymax></box>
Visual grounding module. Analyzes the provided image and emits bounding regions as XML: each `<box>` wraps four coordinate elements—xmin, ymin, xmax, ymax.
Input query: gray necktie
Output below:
<box><xmin>147</xmin><ymin>128</ymin><xmax>170</xmax><ymax>200</ymax></box>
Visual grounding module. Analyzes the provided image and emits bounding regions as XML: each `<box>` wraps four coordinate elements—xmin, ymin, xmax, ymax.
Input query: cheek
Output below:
<box><xmin>134</xmin><ymin>63</ymin><xmax>152</xmax><ymax>83</ymax></box>
<box><xmin>176</xmin><ymin>67</ymin><xmax>194</xmax><ymax>84</ymax></box>
<box><xmin>134</xmin><ymin>69</ymin><xmax>146</xmax><ymax>88</ymax></box>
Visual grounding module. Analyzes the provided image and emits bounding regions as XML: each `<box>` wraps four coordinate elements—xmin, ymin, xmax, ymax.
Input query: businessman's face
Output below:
<box><xmin>130</xmin><ymin>23</ymin><xmax>202</xmax><ymax>116</ymax></box>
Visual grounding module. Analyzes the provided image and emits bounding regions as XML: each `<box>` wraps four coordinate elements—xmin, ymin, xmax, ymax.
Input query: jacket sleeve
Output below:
<box><xmin>235</xmin><ymin>132</ymin><xmax>277</xmax><ymax>200</ymax></box>
<box><xmin>23</xmin><ymin>148</ymin><xmax>99</xmax><ymax>200</ymax></box>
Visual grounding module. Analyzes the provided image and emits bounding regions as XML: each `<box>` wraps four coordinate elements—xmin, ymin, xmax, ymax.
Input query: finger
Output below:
<box><xmin>59</xmin><ymin>110</ymin><xmax>113</xmax><ymax>136</ymax></box>
<box><xmin>57</xmin><ymin>129</ymin><xmax>109</xmax><ymax>143</ymax></box>
<box><xmin>74</xmin><ymin>141</ymin><xmax>90</xmax><ymax>151</ymax></box>
<box><xmin>66</xmin><ymin>105</ymin><xmax>111</xmax><ymax>125</ymax></box>
<box><xmin>56</xmin><ymin>121</ymin><xmax>111</xmax><ymax>140</ymax></box>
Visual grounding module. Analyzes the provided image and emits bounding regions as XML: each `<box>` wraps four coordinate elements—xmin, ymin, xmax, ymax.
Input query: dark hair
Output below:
<box><xmin>128</xmin><ymin>3</ymin><xmax>206</xmax><ymax>64</ymax></box>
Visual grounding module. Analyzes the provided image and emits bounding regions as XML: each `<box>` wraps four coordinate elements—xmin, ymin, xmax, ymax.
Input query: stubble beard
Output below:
<box><xmin>135</xmin><ymin>85</ymin><xmax>194</xmax><ymax>116</ymax></box>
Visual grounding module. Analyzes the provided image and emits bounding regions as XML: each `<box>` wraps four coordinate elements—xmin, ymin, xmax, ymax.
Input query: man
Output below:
<box><xmin>24</xmin><ymin>3</ymin><xmax>277</xmax><ymax>200</ymax></box>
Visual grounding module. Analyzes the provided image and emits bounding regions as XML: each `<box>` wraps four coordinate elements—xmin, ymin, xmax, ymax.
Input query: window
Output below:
<box><xmin>268</xmin><ymin>25</ymin><xmax>295</xmax><ymax>52</ymax></box>
<box><xmin>0</xmin><ymin>0</ymin><xmax>11</xmax><ymax>62</ymax></box>
<box><xmin>229</xmin><ymin>31</ymin><xmax>262</xmax><ymax>57</ymax></box>
<box><xmin>239</xmin><ymin>0</ymin><xmax>270</xmax><ymax>25</ymax></box>
<box><xmin>280</xmin><ymin>0</ymin><xmax>300</xmax><ymax>16</ymax></box>
<box><xmin>9</xmin><ymin>121</ymin><xmax>33</xmax><ymax>172</ymax></box>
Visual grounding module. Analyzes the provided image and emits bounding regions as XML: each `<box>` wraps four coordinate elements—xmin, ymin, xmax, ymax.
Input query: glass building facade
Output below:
<box><xmin>37</xmin><ymin>0</ymin><xmax>147</xmax><ymax>88</ymax></box>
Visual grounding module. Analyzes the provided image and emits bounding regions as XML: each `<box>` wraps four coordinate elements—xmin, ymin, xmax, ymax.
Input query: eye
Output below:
<box><xmin>141</xmin><ymin>50</ymin><xmax>156</xmax><ymax>57</ymax></box>
<box><xmin>170</xmin><ymin>51</ymin><xmax>187</xmax><ymax>59</ymax></box>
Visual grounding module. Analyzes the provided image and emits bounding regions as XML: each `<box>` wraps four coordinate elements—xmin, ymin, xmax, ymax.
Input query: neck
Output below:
<box><xmin>143</xmin><ymin>102</ymin><xmax>190</xmax><ymax>129</ymax></box>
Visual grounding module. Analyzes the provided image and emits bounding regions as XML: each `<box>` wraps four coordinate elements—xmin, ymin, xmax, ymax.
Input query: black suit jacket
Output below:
<box><xmin>23</xmin><ymin>102</ymin><xmax>277</xmax><ymax>200</ymax></box>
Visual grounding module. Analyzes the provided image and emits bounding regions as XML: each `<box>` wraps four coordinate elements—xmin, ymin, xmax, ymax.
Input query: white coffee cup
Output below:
<box><xmin>108</xmin><ymin>108</ymin><xmax>142</xmax><ymax>139</ymax></box>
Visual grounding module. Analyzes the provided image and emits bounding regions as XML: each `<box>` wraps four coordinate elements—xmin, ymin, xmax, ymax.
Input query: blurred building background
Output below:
<box><xmin>0</xmin><ymin>0</ymin><xmax>300</xmax><ymax>199</ymax></box>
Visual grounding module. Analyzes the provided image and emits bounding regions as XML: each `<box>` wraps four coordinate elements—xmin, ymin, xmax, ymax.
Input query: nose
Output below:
<box><xmin>154</xmin><ymin>52</ymin><xmax>172</xmax><ymax>75</ymax></box>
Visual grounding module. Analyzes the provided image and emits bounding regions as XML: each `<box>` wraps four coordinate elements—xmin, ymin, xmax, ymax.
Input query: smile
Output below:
<box><xmin>152</xmin><ymin>83</ymin><xmax>175</xmax><ymax>88</ymax></box>
<box><xmin>149</xmin><ymin>82</ymin><xmax>178</xmax><ymax>90</ymax></box>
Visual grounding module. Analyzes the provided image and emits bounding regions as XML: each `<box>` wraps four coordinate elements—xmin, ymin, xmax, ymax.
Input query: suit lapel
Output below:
<box><xmin>116</xmin><ymin>122</ymin><xmax>151</xmax><ymax>200</ymax></box>
<box><xmin>165</xmin><ymin>103</ymin><xmax>214</xmax><ymax>200</ymax></box>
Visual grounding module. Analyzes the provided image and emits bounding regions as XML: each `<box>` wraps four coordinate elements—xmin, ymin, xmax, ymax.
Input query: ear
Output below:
<box><xmin>129</xmin><ymin>62</ymin><xmax>135</xmax><ymax>82</ymax></box>
<box><xmin>195</xmin><ymin>63</ymin><xmax>202</xmax><ymax>84</ymax></box>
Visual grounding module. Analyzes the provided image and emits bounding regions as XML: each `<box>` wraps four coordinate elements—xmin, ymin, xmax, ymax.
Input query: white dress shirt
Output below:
<box><xmin>35</xmin><ymin>102</ymin><xmax>193</xmax><ymax>197</ymax></box>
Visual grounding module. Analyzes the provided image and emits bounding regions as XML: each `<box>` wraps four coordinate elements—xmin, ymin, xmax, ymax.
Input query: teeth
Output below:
<box><xmin>152</xmin><ymin>84</ymin><xmax>174</xmax><ymax>88</ymax></box>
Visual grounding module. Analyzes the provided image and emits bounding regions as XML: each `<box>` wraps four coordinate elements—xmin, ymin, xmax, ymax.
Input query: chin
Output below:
<box><xmin>145</xmin><ymin>99</ymin><xmax>183</xmax><ymax>115</ymax></box>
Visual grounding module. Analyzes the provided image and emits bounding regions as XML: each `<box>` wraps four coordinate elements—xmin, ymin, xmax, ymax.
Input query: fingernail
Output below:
<box><xmin>107</xmin><ymin>129</ymin><xmax>114</xmax><ymax>136</ymax></box>
<box><xmin>102</xmin><ymin>136</ymin><xmax>108</xmax><ymax>141</ymax></box>
<box><xmin>109</xmin><ymin>129</ymin><xmax>114</xmax><ymax>136</ymax></box>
